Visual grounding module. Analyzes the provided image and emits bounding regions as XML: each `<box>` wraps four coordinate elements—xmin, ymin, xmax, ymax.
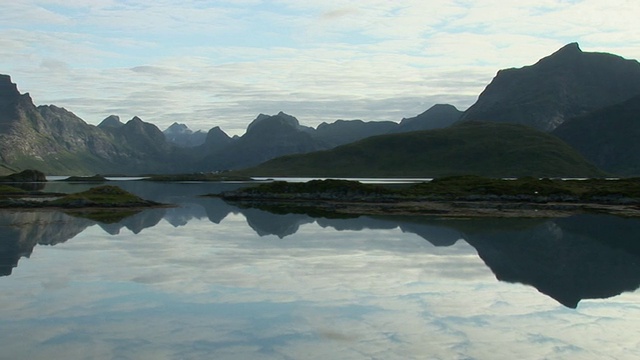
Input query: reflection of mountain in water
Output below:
<box><xmin>453</xmin><ymin>216</ymin><xmax>640</xmax><ymax>308</ymax></box>
<box><xmin>242</xmin><ymin>208</ymin><xmax>314</xmax><ymax>238</ymax></box>
<box><xmin>0</xmin><ymin>212</ymin><xmax>94</xmax><ymax>276</ymax></box>
<box><xmin>228</xmin><ymin>204</ymin><xmax>640</xmax><ymax>308</ymax></box>
<box><xmin>6</xmin><ymin>180</ymin><xmax>640</xmax><ymax>308</ymax></box>
<box><xmin>98</xmin><ymin>208</ymin><xmax>166</xmax><ymax>235</ymax></box>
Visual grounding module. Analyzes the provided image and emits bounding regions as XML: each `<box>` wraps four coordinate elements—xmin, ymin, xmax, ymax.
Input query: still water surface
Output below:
<box><xmin>1</xmin><ymin>181</ymin><xmax>640</xmax><ymax>359</ymax></box>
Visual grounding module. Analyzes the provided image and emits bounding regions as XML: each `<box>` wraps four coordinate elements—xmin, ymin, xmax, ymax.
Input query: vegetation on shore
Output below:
<box><xmin>216</xmin><ymin>176</ymin><xmax>640</xmax><ymax>218</ymax></box>
<box><xmin>143</xmin><ymin>173</ymin><xmax>252</xmax><ymax>182</ymax></box>
<box><xmin>221</xmin><ymin>176</ymin><xmax>640</xmax><ymax>203</ymax></box>
<box><xmin>238</xmin><ymin>122</ymin><xmax>606</xmax><ymax>178</ymax></box>
<box><xmin>61</xmin><ymin>175</ymin><xmax>108</xmax><ymax>182</ymax></box>
<box><xmin>0</xmin><ymin>185</ymin><xmax>163</xmax><ymax>209</ymax></box>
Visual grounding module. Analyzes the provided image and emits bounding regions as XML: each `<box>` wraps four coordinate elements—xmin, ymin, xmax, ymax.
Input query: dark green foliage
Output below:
<box><xmin>241</xmin><ymin>122</ymin><xmax>605</xmax><ymax>178</ymax></box>
<box><xmin>0</xmin><ymin>184</ymin><xmax>25</xmax><ymax>194</ymax></box>
<box><xmin>146</xmin><ymin>173</ymin><xmax>252</xmax><ymax>182</ymax></box>
<box><xmin>235</xmin><ymin>179</ymin><xmax>394</xmax><ymax>197</ymax></box>
<box><xmin>0</xmin><ymin>169</ymin><xmax>47</xmax><ymax>182</ymax></box>
<box><xmin>51</xmin><ymin>185</ymin><xmax>158</xmax><ymax>207</ymax></box>
<box><xmin>63</xmin><ymin>175</ymin><xmax>108</xmax><ymax>182</ymax></box>
<box><xmin>405</xmin><ymin>176</ymin><xmax>640</xmax><ymax>200</ymax></box>
<box><xmin>225</xmin><ymin>176</ymin><xmax>640</xmax><ymax>203</ymax></box>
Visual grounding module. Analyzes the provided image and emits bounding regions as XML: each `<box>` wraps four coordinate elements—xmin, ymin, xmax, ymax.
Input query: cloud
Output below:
<box><xmin>1</xmin><ymin>0</ymin><xmax>640</xmax><ymax>136</ymax></box>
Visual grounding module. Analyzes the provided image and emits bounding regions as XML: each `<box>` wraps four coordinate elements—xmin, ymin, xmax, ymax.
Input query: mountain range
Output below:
<box><xmin>1</xmin><ymin>42</ymin><xmax>639</xmax><ymax>177</ymax></box>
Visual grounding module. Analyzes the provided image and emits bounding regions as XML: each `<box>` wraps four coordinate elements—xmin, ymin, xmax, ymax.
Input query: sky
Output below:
<box><xmin>1</xmin><ymin>0</ymin><xmax>640</xmax><ymax>136</ymax></box>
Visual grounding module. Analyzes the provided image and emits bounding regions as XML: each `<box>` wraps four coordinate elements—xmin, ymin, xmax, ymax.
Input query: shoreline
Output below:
<box><xmin>223</xmin><ymin>198</ymin><xmax>640</xmax><ymax>218</ymax></box>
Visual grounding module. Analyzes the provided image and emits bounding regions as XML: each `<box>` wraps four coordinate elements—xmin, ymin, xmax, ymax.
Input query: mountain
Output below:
<box><xmin>163</xmin><ymin>122</ymin><xmax>207</xmax><ymax>147</ymax></box>
<box><xmin>552</xmin><ymin>94</ymin><xmax>640</xmax><ymax>175</ymax></box>
<box><xmin>98</xmin><ymin>115</ymin><xmax>124</xmax><ymax>129</ymax></box>
<box><xmin>460</xmin><ymin>43</ymin><xmax>640</xmax><ymax>131</ymax></box>
<box><xmin>313</xmin><ymin>104</ymin><xmax>462</xmax><ymax>147</ymax></box>
<box><xmin>241</xmin><ymin>122</ymin><xmax>604</xmax><ymax>178</ymax></box>
<box><xmin>394</xmin><ymin>104</ymin><xmax>463</xmax><ymax>133</ymax></box>
<box><xmin>199</xmin><ymin>126</ymin><xmax>233</xmax><ymax>153</ymax></box>
<box><xmin>0</xmin><ymin>75</ymin><xmax>183</xmax><ymax>175</ymax></box>
<box><xmin>0</xmin><ymin>75</ymin><xmax>123</xmax><ymax>174</ymax></box>
<box><xmin>198</xmin><ymin>112</ymin><xmax>328</xmax><ymax>171</ymax></box>
<box><xmin>314</xmin><ymin>119</ymin><xmax>398</xmax><ymax>147</ymax></box>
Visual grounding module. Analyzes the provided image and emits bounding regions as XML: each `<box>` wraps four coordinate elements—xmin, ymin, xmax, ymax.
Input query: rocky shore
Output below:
<box><xmin>218</xmin><ymin>178</ymin><xmax>640</xmax><ymax>218</ymax></box>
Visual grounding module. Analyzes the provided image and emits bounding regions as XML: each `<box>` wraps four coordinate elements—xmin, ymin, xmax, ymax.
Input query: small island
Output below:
<box><xmin>0</xmin><ymin>184</ymin><xmax>164</xmax><ymax>210</ymax></box>
<box><xmin>217</xmin><ymin>176</ymin><xmax>640</xmax><ymax>218</ymax></box>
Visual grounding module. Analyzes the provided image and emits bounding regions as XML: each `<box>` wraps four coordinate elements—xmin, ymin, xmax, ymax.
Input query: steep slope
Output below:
<box><xmin>242</xmin><ymin>122</ymin><xmax>604</xmax><ymax>178</ymax></box>
<box><xmin>553</xmin><ymin>94</ymin><xmax>640</xmax><ymax>175</ymax></box>
<box><xmin>394</xmin><ymin>104</ymin><xmax>462</xmax><ymax>133</ymax></box>
<box><xmin>460</xmin><ymin>43</ymin><xmax>640</xmax><ymax>131</ymax></box>
<box><xmin>0</xmin><ymin>75</ymin><xmax>183</xmax><ymax>175</ymax></box>
<box><xmin>0</xmin><ymin>75</ymin><xmax>123</xmax><ymax>174</ymax></box>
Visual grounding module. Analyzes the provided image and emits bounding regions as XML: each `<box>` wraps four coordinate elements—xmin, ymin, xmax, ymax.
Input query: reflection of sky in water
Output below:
<box><xmin>1</xmin><ymin>210</ymin><xmax>640</xmax><ymax>359</ymax></box>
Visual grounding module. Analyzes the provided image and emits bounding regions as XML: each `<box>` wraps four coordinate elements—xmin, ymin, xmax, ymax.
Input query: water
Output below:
<box><xmin>1</xmin><ymin>182</ymin><xmax>640</xmax><ymax>359</ymax></box>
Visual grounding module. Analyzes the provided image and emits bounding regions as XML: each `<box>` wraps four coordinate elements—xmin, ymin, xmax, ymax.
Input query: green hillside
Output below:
<box><xmin>241</xmin><ymin>122</ymin><xmax>605</xmax><ymax>178</ymax></box>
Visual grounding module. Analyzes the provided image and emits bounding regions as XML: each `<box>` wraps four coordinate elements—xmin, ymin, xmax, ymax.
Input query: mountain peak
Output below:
<box><xmin>557</xmin><ymin>42</ymin><xmax>581</xmax><ymax>54</ymax></box>
<box><xmin>164</xmin><ymin>122</ymin><xmax>190</xmax><ymax>134</ymax></box>
<box><xmin>537</xmin><ymin>42</ymin><xmax>583</xmax><ymax>65</ymax></box>
<box><xmin>460</xmin><ymin>44</ymin><xmax>640</xmax><ymax>131</ymax></box>
<box><xmin>0</xmin><ymin>74</ymin><xmax>23</xmax><ymax>105</ymax></box>
<box><xmin>98</xmin><ymin>115</ymin><xmax>123</xmax><ymax>129</ymax></box>
<box><xmin>246</xmin><ymin>112</ymin><xmax>301</xmax><ymax>133</ymax></box>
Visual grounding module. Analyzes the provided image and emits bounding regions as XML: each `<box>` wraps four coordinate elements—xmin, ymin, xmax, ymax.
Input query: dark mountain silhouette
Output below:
<box><xmin>460</xmin><ymin>215</ymin><xmax>640</xmax><ymax>308</ymax></box>
<box><xmin>460</xmin><ymin>43</ymin><xmax>640</xmax><ymax>131</ymax></box>
<box><xmin>98</xmin><ymin>115</ymin><xmax>124</xmax><ymax>129</ymax></box>
<box><xmin>163</xmin><ymin>122</ymin><xmax>207</xmax><ymax>147</ymax></box>
<box><xmin>314</xmin><ymin>119</ymin><xmax>398</xmax><ymax>147</ymax></box>
<box><xmin>553</xmin><ymin>94</ymin><xmax>640</xmax><ymax>175</ymax></box>
<box><xmin>198</xmin><ymin>112</ymin><xmax>328</xmax><ymax>171</ymax></box>
<box><xmin>199</xmin><ymin>126</ymin><xmax>233</xmax><ymax>154</ymax></box>
<box><xmin>394</xmin><ymin>104</ymin><xmax>463</xmax><ymax>133</ymax></box>
<box><xmin>243</xmin><ymin>121</ymin><xmax>604</xmax><ymax>178</ymax></box>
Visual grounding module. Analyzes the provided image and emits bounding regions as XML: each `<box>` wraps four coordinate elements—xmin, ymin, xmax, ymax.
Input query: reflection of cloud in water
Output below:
<box><xmin>2</xmin><ymin>202</ymin><xmax>640</xmax><ymax>359</ymax></box>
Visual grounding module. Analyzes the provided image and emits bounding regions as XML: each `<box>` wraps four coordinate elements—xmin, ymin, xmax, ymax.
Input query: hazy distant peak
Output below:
<box><xmin>164</xmin><ymin>122</ymin><xmax>190</xmax><ymax>134</ymax></box>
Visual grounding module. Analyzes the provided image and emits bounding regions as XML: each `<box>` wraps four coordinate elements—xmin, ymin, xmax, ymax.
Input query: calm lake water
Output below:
<box><xmin>2</xmin><ymin>181</ymin><xmax>640</xmax><ymax>359</ymax></box>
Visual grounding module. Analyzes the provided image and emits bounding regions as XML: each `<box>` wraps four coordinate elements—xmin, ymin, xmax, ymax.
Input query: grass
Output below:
<box><xmin>50</xmin><ymin>185</ymin><xmax>157</xmax><ymax>207</ymax></box>
<box><xmin>240</xmin><ymin>122</ymin><xmax>605</xmax><ymax>178</ymax></box>
<box><xmin>145</xmin><ymin>173</ymin><xmax>252</xmax><ymax>182</ymax></box>
<box><xmin>223</xmin><ymin>176</ymin><xmax>640</xmax><ymax>203</ymax></box>
<box><xmin>0</xmin><ymin>184</ymin><xmax>26</xmax><ymax>195</ymax></box>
